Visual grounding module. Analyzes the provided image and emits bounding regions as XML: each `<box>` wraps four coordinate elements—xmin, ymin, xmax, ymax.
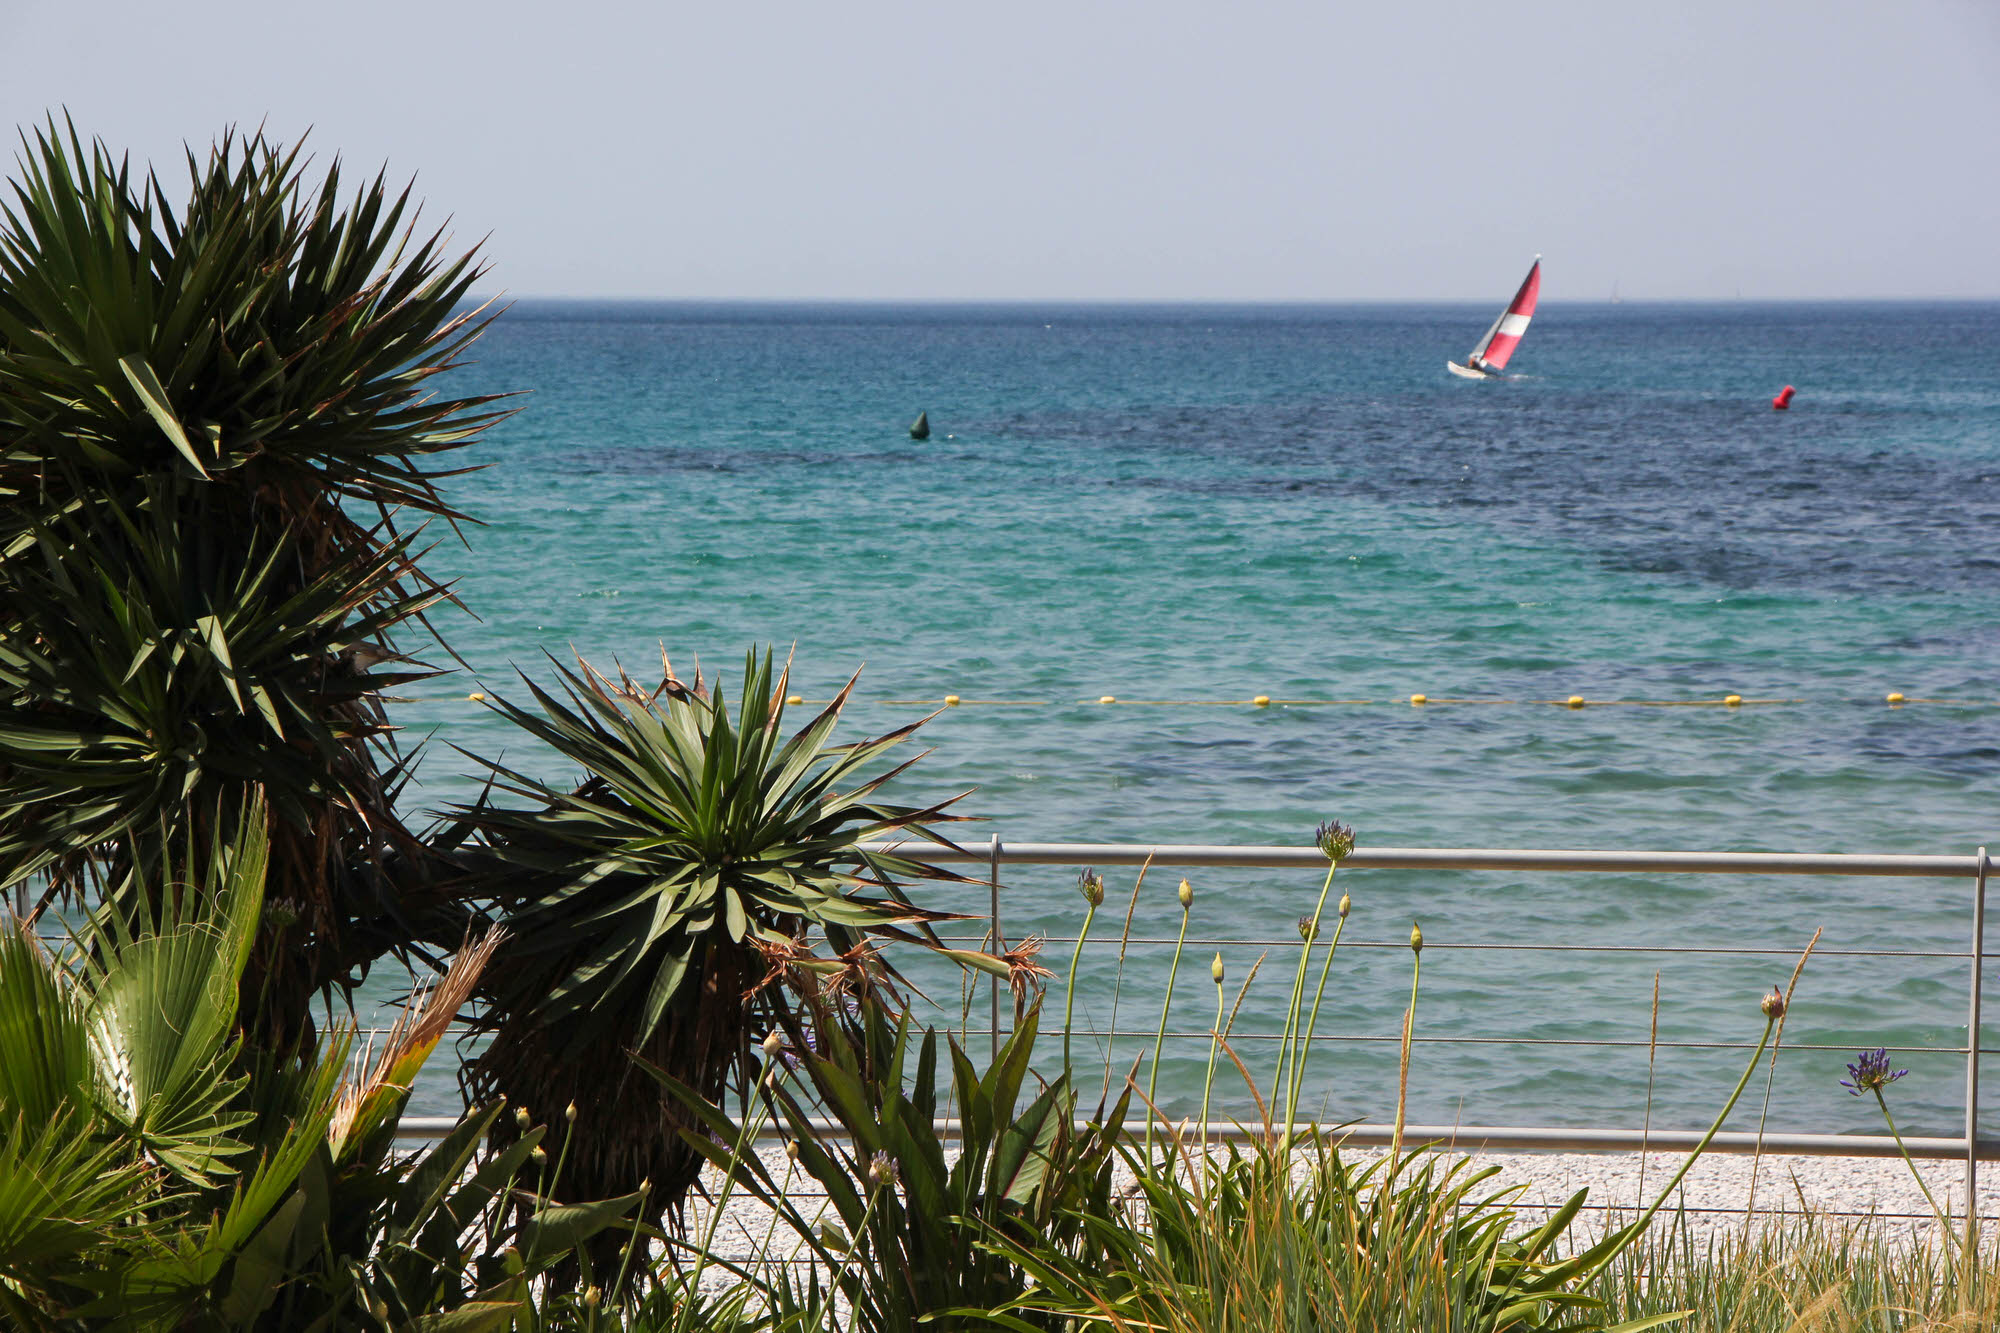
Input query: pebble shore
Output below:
<box><xmin>681</xmin><ymin>1139</ymin><xmax>2000</xmax><ymax>1273</ymax></box>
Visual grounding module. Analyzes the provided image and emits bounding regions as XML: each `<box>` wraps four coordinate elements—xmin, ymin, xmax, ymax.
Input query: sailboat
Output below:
<box><xmin>1447</xmin><ymin>256</ymin><xmax>1541</xmax><ymax>379</ymax></box>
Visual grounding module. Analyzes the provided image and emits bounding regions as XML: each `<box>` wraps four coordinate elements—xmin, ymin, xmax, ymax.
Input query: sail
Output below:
<box><xmin>1470</xmin><ymin>258</ymin><xmax>1541</xmax><ymax>370</ymax></box>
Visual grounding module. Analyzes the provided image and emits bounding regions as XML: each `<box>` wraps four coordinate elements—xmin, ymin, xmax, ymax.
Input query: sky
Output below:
<box><xmin>3</xmin><ymin>1</ymin><xmax>1998</xmax><ymax>301</ymax></box>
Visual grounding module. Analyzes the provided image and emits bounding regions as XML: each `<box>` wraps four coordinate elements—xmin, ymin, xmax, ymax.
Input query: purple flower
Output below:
<box><xmin>1315</xmin><ymin>821</ymin><xmax>1355</xmax><ymax>862</ymax></box>
<box><xmin>1840</xmin><ymin>1048</ymin><xmax>1909</xmax><ymax>1096</ymax></box>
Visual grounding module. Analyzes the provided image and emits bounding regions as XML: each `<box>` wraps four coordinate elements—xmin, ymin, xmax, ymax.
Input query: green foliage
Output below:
<box><xmin>0</xmin><ymin>799</ymin><xmax>284</xmax><ymax>1324</ymax></box>
<box><xmin>1589</xmin><ymin>1208</ymin><xmax>2000</xmax><ymax>1332</ymax></box>
<box><xmin>0</xmin><ymin>799</ymin><xmax>265</xmax><ymax>1193</ymax></box>
<box><xmin>459</xmin><ymin>648</ymin><xmax>973</xmax><ymax>1225</ymax></box>
<box><xmin>975</xmin><ymin>1136</ymin><xmax>1684</xmax><ymax>1333</ymax></box>
<box><xmin>0</xmin><ymin>481</ymin><xmax>441</xmax><ymax>888</ymax></box>
<box><xmin>464</xmin><ymin>650</ymin><xmax>966</xmax><ymax>1049</ymax></box>
<box><xmin>660</xmin><ymin>999</ymin><xmax>1129</xmax><ymax>1332</ymax></box>
<box><xmin>0</xmin><ymin>117</ymin><xmax>502</xmax><ymax>1040</ymax></box>
<box><xmin>0</xmin><ymin>800</ymin><xmax>637</xmax><ymax>1329</ymax></box>
<box><xmin>0</xmin><ymin>1111</ymin><xmax>154</xmax><ymax>1332</ymax></box>
<box><xmin>0</xmin><ymin>116</ymin><xmax>501</xmax><ymax>515</ymax></box>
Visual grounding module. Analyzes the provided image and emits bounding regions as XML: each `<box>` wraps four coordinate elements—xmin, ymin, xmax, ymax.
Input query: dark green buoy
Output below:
<box><xmin>909</xmin><ymin>410</ymin><xmax>930</xmax><ymax>441</ymax></box>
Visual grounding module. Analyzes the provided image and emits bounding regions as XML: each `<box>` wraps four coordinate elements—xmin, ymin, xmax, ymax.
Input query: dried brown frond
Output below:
<box><xmin>744</xmin><ymin>932</ymin><xmax>813</xmax><ymax>999</ymax></box>
<box><xmin>328</xmin><ymin>926</ymin><xmax>504</xmax><ymax>1148</ymax></box>
<box><xmin>653</xmin><ymin>644</ymin><xmax>707</xmax><ymax>703</ymax></box>
<box><xmin>1000</xmin><ymin>934</ymin><xmax>1055</xmax><ymax>1008</ymax></box>
<box><xmin>825</xmin><ymin>937</ymin><xmax>903</xmax><ymax>1008</ymax></box>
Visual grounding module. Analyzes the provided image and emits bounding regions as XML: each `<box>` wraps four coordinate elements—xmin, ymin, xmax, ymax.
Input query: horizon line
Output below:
<box><xmin>469</xmin><ymin>293</ymin><xmax>2000</xmax><ymax>307</ymax></box>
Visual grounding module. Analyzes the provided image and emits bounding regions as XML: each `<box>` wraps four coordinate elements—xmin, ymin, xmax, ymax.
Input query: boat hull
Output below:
<box><xmin>1445</xmin><ymin>360</ymin><xmax>1495</xmax><ymax>380</ymax></box>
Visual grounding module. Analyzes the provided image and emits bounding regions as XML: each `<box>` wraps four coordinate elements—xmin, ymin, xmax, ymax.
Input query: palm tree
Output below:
<box><xmin>0</xmin><ymin>119</ymin><xmax>503</xmax><ymax>1045</ymax></box>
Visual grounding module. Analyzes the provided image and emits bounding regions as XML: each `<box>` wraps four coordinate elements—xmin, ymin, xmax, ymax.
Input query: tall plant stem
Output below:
<box><xmin>1103</xmin><ymin>857</ymin><xmax>1151</xmax><ymax>1102</ymax></box>
<box><xmin>1283</xmin><ymin>912</ymin><xmax>1350</xmax><ymax>1143</ymax></box>
<box><xmin>1638</xmin><ymin>971</ymin><xmax>1660</xmax><ymax>1205</ymax></box>
<box><xmin>835</xmin><ymin>1176</ymin><xmax>891</xmax><ymax>1333</ymax></box>
<box><xmin>1200</xmin><ymin>967</ymin><xmax>1225</xmax><ymax>1150</ymax></box>
<box><xmin>1063</xmin><ymin>898</ymin><xmax>1099</xmax><ymax>1074</ymax></box>
<box><xmin>671</xmin><ymin>1073</ymin><xmax>777</xmax><ymax>1333</ymax></box>
<box><xmin>606</xmin><ymin>1177</ymin><xmax>651</xmax><ymax>1316</ymax></box>
<box><xmin>1585</xmin><ymin>1012</ymin><xmax>1778</xmax><ymax>1282</ymax></box>
<box><xmin>1273</xmin><ymin>861</ymin><xmax>1339</xmax><ymax>1119</ymax></box>
<box><xmin>1390</xmin><ymin>945</ymin><xmax>1421</xmax><ymax>1171</ymax></box>
<box><xmin>1147</xmin><ymin>900</ymin><xmax>1192</xmax><ymax>1158</ymax></box>
<box><xmin>1746</xmin><ymin>927</ymin><xmax>1820</xmax><ymax>1231</ymax></box>
<box><xmin>522</xmin><ymin>1109</ymin><xmax>581</xmax><ymax>1275</ymax></box>
<box><xmin>1874</xmin><ymin>1087</ymin><xmax>1951</xmax><ymax>1233</ymax></box>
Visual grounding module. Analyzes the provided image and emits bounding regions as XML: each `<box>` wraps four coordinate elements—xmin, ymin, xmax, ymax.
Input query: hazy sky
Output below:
<box><xmin>4</xmin><ymin>1</ymin><xmax>1998</xmax><ymax>301</ymax></box>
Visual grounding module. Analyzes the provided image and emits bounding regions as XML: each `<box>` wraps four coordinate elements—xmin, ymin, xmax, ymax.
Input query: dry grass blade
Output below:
<box><xmin>1101</xmin><ymin>853</ymin><xmax>1155</xmax><ymax>1101</ymax></box>
<box><xmin>1214</xmin><ymin>1033</ymin><xmax>1273</xmax><ymax>1145</ymax></box>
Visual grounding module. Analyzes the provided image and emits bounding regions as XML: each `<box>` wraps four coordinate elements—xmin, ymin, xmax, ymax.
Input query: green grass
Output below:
<box><xmin>1587</xmin><ymin>1208</ymin><xmax>2000</xmax><ymax>1332</ymax></box>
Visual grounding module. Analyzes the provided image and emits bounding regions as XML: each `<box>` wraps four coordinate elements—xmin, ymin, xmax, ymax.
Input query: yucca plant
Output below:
<box><xmin>455</xmin><ymin>647</ymin><xmax>976</xmax><ymax>1247</ymax></box>
<box><xmin>0</xmin><ymin>117</ymin><xmax>506</xmax><ymax>1043</ymax></box>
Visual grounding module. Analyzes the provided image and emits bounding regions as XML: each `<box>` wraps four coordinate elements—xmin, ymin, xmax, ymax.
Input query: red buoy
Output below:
<box><xmin>1772</xmin><ymin>385</ymin><xmax>1795</xmax><ymax>410</ymax></box>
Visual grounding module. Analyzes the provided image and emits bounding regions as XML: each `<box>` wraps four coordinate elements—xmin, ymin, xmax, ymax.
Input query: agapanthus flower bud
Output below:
<box><xmin>565</xmin><ymin>1101</ymin><xmax>578</xmax><ymax>1124</ymax></box>
<box><xmin>1297</xmin><ymin>915</ymin><xmax>1319</xmax><ymax>942</ymax></box>
<box><xmin>1410</xmin><ymin>921</ymin><xmax>1424</xmax><ymax>954</ymax></box>
<box><xmin>786</xmin><ymin>1139</ymin><xmax>801</xmax><ymax>1161</ymax></box>
<box><xmin>514</xmin><ymin>1107</ymin><xmax>532</xmax><ymax>1132</ymax></box>
<box><xmin>1760</xmin><ymin>988</ymin><xmax>1786</xmax><ymax>1020</ymax></box>
<box><xmin>763</xmin><ymin>1030</ymin><xmax>785</xmax><ymax>1059</ymax></box>
<box><xmin>583</xmin><ymin>1286</ymin><xmax>603</xmax><ymax>1310</ymax></box>
<box><xmin>1078</xmin><ymin>869</ymin><xmax>1105</xmax><ymax>906</ymax></box>
<box><xmin>531</xmin><ymin>1146</ymin><xmax>548</xmax><ymax>1169</ymax></box>
<box><xmin>1178</xmin><ymin>878</ymin><xmax>1194</xmax><ymax>909</ymax></box>
<box><xmin>868</xmin><ymin>1151</ymin><xmax>896</xmax><ymax>1188</ymax></box>
<box><xmin>1338</xmin><ymin>892</ymin><xmax>1351</xmax><ymax>919</ymax></box>
<box><xmin>1211</xmin><ymin>952</ymin><xmax>1225</xmax><ymax>984</ymax></box>
<box><xmin>1316</xmin><ymin>821</ymin><xmax>1356</xmax><ymax>862</ymax></box>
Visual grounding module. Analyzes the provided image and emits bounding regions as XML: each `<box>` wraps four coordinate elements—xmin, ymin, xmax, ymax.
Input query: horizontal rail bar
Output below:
<box><xmin>336</xmin><ymin>1030</ymin><xmax>2000</xmax><ymax>1058</ymax></box>
<box><xmin>866</xmin><ymin>841</ymin><xmax>1982</xmax><ymax>877</ymax></box>
<box><xmin>390</xmin><ymin>1114</ymin><xmax>2000</xmax><ymax>1159</ymax></box>
<box><xmin>935</xmin><ymin>935</ymin><xmax>1980</xmax><ymax>958</ymax></box>
<box><xmin>1021</xmin><ymin>1029</ymin><xmax>1979</xmax><ymax>1053</ymax></box>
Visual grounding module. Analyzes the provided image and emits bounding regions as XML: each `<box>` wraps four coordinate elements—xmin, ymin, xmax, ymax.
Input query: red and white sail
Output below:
<box><xmin>1470</xmin><ymin>257</ymin><xmax>1541</xmax><ymax>371</ymax></box>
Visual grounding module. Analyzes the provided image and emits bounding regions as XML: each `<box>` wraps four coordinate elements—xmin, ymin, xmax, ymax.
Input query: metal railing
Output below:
<box><xmin>925</xmin><ymin>840</ymin><xmax>1994</xmax><ymax>1190</ymax></box>
<box><xmin>391</xmin><ymin>838</ymin><xmax>1993</xmax><ymax>1197</ymax></box>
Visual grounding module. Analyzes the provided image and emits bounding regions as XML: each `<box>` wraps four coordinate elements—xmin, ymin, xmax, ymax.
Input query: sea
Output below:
<box><xmin>386</xmin><ymin>300</ymin><xmax>2000</xmax><ymax>1141</ymax></box>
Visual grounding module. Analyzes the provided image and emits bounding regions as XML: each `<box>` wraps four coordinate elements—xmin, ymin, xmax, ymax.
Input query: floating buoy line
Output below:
<box><xmin>442</xmin><ymin>690</ymin><xmax>1976</xmax><ymax>711</ymax></box>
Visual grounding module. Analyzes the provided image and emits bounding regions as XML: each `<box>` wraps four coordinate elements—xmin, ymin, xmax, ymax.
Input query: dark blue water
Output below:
<box><xmin>390</xmin><ymin>301</ymin><xmax>2000</xmax><ymax>1139</ymax></box>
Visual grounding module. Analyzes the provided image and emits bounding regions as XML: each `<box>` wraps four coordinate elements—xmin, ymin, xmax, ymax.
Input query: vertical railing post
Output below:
<box><xmin>1967</xmin><ymin>845</ymin><xmax>1988</xmax><ymax>1250</ymax></box>
<box><xmin>989</xmin><ymin>834</ymin><xmax>1004</xmax><ymax>1061</ymax></box>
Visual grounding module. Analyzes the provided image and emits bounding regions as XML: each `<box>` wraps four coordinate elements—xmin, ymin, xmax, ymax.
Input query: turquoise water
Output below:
<box><xmin>393</xmin><ymin>301</ymin><xmax>2000</xmax><ymax>1138</ymax></box>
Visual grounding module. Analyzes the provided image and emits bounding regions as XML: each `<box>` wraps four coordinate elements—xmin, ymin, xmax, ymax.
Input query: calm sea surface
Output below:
<box><xmin>389</xmin><ymin>301</ymin><xmax>2000</xmax><ymax>1137</ymax></box>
